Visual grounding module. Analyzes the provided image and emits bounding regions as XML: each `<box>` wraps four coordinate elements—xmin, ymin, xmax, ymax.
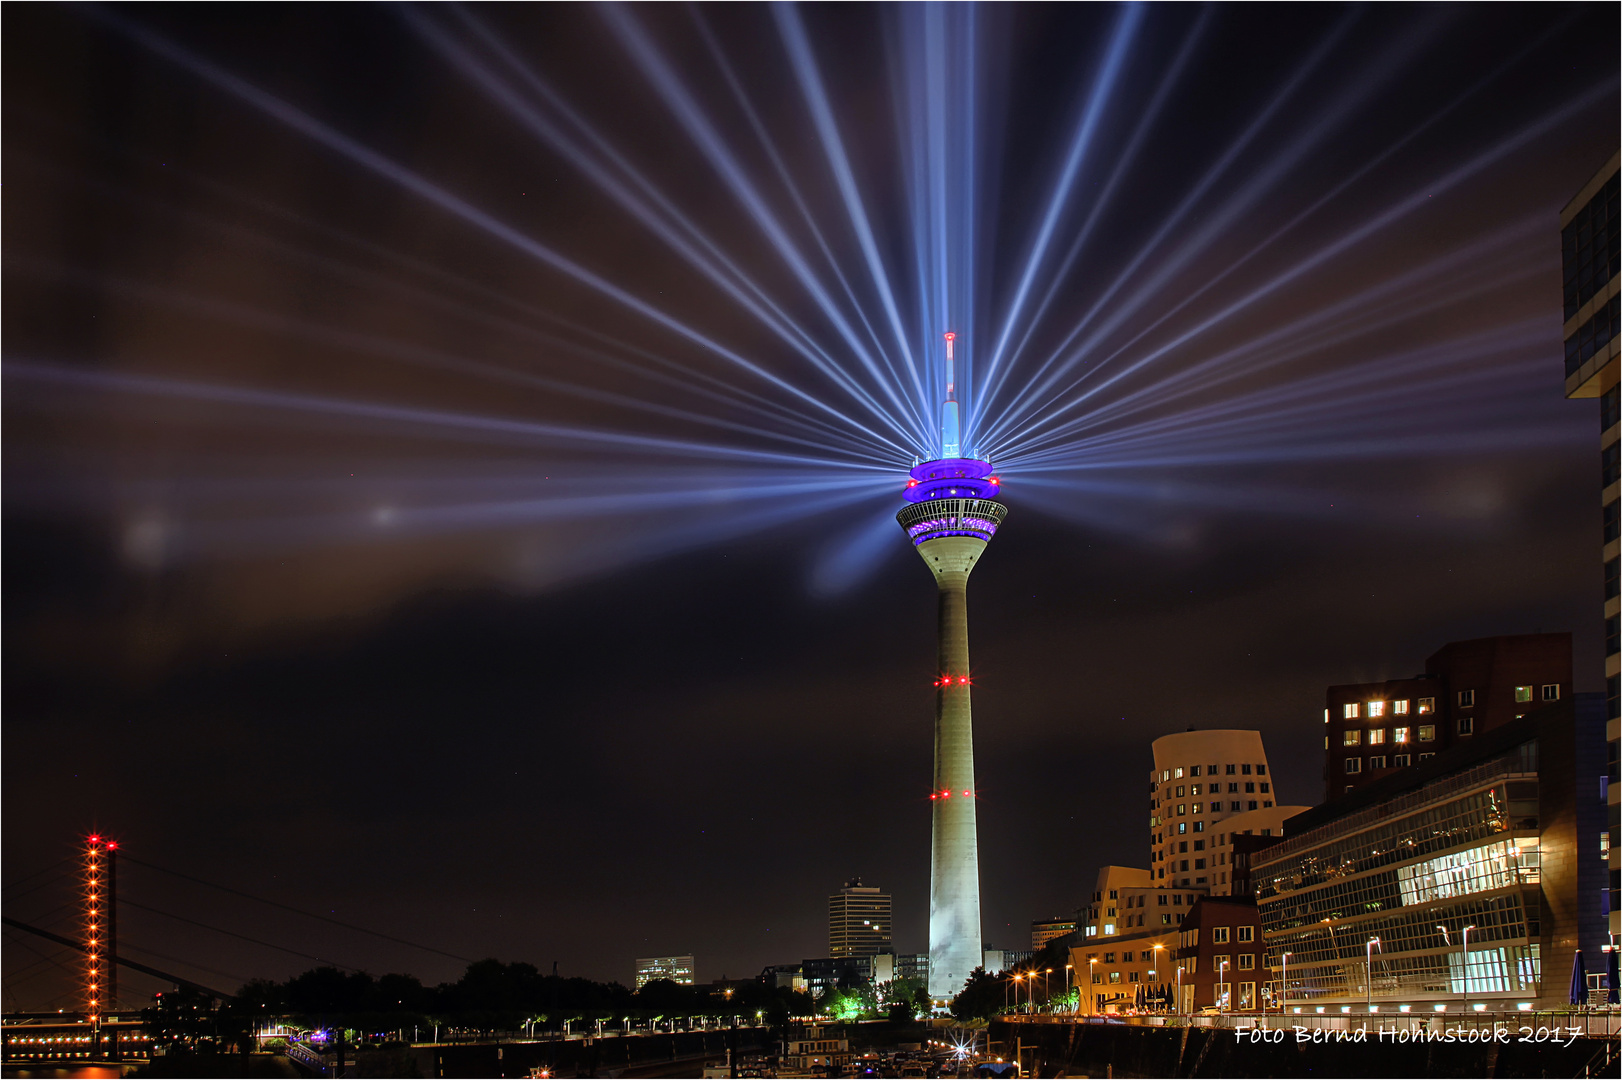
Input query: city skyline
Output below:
<box><xmin>4</xmin><ymin>3</ymin><xmax>1619</xmax><ymax>1010</ymax></box>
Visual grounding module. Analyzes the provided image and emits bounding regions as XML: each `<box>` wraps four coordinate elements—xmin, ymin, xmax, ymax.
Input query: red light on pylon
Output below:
<box><xmin>988</xmin><ymin>476</ymin><xmax>1000</xmax><ymax>485</ymax></box>
<box><xmin>943</xmin><ymin>332</ymin><xmax>956</xmax><ymax>342</ymax></box>
<box><xmin>106</xmin><ymin>842</ymin><xmax>117</xmax><ymax>850</ymax></box>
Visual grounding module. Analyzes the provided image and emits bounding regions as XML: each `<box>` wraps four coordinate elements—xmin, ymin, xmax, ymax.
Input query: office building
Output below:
<box><xmin>829</xmin><ymin>878</ymin><xmax>892</xmax><ymax>958</ymax></box>
<box><xmin>1072</xmin><ymin>928</ymin><xmax>1179</xmax><ymax>1014</ymax></box>
<box><xmin>897</xmin><ymin>333</ymin><xmax>1008</xmax><ymax>997</ymax></box>
<box><xmin>895</xmin><ymin>952</ymin><xmax>929</xmax><ymax>984</ymax></box>
<box><xmin>1561</xmin><ymin>151</ymin><xmax>1621</xmax><ymax>939</ymax></box>
<box><xmin>1206</xmin><ymin>804</ymin><xmax>1312</xmax><ymax>896</ymax></box>
<box><xmin>1253</xmin><ymin>698</ymin><xmax>1606</xmax><ymax>1009</ymax></box>
<box><xmin>634</xmin><ymin>955</ymin><xmax>694</xmax><ymax>989</ymax></box>
<box><xmin>1082</xmin><ymin>866</ymin><xmax>1201</xmax><ymax>938</ymax></box>
<box><xmin>1324</xmin><ymin>634</ymin><xmax>1572</xmax><ymax>801</ymax></box>
<box><xmin>1150</xmin><ymin>730</ymin><xmax>1279</xmax><ymax>890</ymax></box>
<box><xmin>1173</xmin><ymin>897</ymin><xmax>1271</xmax><ymax>1013</ymax></box>
<box><xmin>1030</xmin><ymin>917</ymin><xmax>1078</xmax><ymax>950</ymax></box>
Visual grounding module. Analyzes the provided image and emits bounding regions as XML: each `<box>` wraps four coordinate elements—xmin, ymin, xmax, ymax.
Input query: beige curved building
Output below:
<box><xmin>1149</xmin><ymin>730</ymin><xmax>1279</xmax><ymax>890</ymax></box>
<box><xmin>1205</xmin><ymin>804</ymin><xmax>1311</xmax><ymax>895</ymax></box>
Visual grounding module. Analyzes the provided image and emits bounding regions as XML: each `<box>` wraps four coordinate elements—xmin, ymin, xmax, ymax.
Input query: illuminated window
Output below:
<box><xmin>1368</xmin><ymin>729</ymin><xmax>1386</xmax><ymax>745</ymax></box>
<box><xmin>1368</xmin><ymin>755</ymin><xmax>1387</xmax><ymax>769</ymax></box>
<box><xmin>1192</xmin><ymin>802</ymin><xmax>1203</xmax><ymax>814</ymax></box>
<box><xmin>1417</xmin><ymin>697</ymin><xmax>1435</xmax><ymax>714</ymax></box>
<box><xmin>1394</xmin><ymin>699</ymin><xmax>1410</xmax><ymax>715</ymax></box>
<box><xmin>1191</xmin><ymin>784</ymin><xmax>1201</xmax><ymax>796</ymax></box>
<box><xmin>1344</xmin><ymin>758</ymin><xmax>1362</xmax><ymax>774</ymax></box>
<box><xmin>1343</xmin><ymin>730</ymin><xmax>1361</xmax><ymax>746</ymax></box>
<box><xmin>1178</xmin><ymin>822</ymin><xmax>1186</xmax><ymax>834</ymax></box>
<box><xmin>1458</xmin><ymin>717</ymin><xmax>1474</xmax><ymax>735</ymax></box>
<box><xmin>1343</xmin><ymin>703</ymin><xmax>1360</xmax><ymax>719</ymax></box>
<box><xmin>1394</xmin><ymin>726</ymin><xmax>1410</xmax><ymax>743</ymax></box>
<box><xmin>1368</xmin><ymin>701</ymin><xmax>1386</xmax><ymax>717</ymax></box>
<box><xmin>1108</xmin><ymin>972</ymin><xmax>1121</xmax><ymax>984</ymax></box>
<box><xmin>1458</xmin><ymin>689</ymin><xmax>1475</xmax><ymax>707</ymax></box>
<box><xmin>1175</xmin><ymin>767</ymin><xmax>1184</xmax><ymax>778</ymax></box>
<box><xmin>1541</xmin><ymin>684</ymin><xmax>1560</xmax><ymax>701</ymax></box>
<box><xmin>1418</xmin><ymin>724</ymin><xmax>1436</xmax><ymax>741</ymax></box>
<box><xmin>1514</xmin><ymin>686</ymin><xmax>1532</xmax><ymax>703</ymax></box>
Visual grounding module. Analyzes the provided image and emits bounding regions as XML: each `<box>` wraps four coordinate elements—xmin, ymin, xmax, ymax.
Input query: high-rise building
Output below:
<box><xmin>1560</xmin><ymin>151</ymin><xmax>1620</xmax><ymax>939</ymax></box>
<box><xmin>1323</xmin><ymin>634</ymin><xmax>1571</xmax><ymax>801</ymax></box>
<box><xmin>1030</xmin><ymin>917</ymin><xmax>1078</xmax><ymax>951</ymax></box>
<box><xmin>829</xmin><ymin>878</ymin><xmax>892</xmax><ymax>958</ymax></box>
<box><xmin>897</xmin><ymin>332</ymin><xmax>1007</xmax><ymax>999</ymax></box>
<box><xmin>634</xmin><ymin>955</ymin><xmax>694</xmax><ymax>989</ymax></box>
<box><xmin>1149</xmin><ymin>730</ymin><xmax>1278</xmax><ymax>891</ymax></box>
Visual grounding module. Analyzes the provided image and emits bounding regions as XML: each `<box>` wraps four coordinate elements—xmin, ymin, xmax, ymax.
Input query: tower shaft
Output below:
<box><xmin>918</xmin><ymin>535</ymin><xmax>985</xmax><ymax>997</ymax></box>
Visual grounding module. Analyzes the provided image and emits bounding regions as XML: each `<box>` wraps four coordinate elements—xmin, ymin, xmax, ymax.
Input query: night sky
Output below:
<box><xmin>4</xmin><ymin>4</ymin><xmax>1618</xmax><ymax>1009</ymax></box>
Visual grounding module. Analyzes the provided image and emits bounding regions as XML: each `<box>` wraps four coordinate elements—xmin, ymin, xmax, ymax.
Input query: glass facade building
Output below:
<box><xmin>1561</xmin><ymin>151</ymin><xmax>1621</xmax><ymax>940</ymax></box>
<box><xmin>1254</xmin><ymin>701</ymin><xmax>1601</xmax><ymax>1008</ymax></box>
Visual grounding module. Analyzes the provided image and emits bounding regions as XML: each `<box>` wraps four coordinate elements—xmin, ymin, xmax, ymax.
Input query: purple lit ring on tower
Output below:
<box><xmin>902</xmin><ymin>457</ymin><xmax>1001</xmax><ymax>503</ymax></box>
<box><xmin>897</xmin><ymin>498</ymin><xmax>1008</xmax><ymax>545</ymax></box>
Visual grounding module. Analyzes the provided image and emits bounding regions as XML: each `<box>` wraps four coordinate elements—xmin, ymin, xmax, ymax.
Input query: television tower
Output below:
<box><xmin>897</xmin><ymin>331</ymin><xmax>1006</xmax><ymax>1000</ymax></box>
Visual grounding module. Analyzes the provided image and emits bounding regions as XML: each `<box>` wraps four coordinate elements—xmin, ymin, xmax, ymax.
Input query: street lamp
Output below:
<box><xmin>1280</xmin><ymin>952</ymin><xmax>1292</xmax><ymax>1017</ymax></box>
<box><xmin>1437</xmin><ymin>924</ymin><xmax>1477</xmax><ymax>1011</ymax></box>
<box><xmin>1151</xmin><ymin>945</ymin><xmax>1166</xmax><ymax>1014</ymax></box>
<box><xmin>1009</xmin><ymin>974</ymin><xmax>1021</xmax><ymax>1017</ymax></box>
<box><xmin>1087</xmin><ymin>960</ymin><xmax>1097</xmax><ymax>1016</ymax></box>
<box><xmin>1042</xmin><ymin>968</ymin><xmax>1053</xmax><ymax>1014</ymax></box>
<box><xmin>1218</xmin><ymin>960</ymin><xmax>1229</xmax><ymax>1015</ymax></box>
<box><xmin>1365</xmin><ymin>938</ymin><xmax>1381</xmax><ymax>1012</ymax></box>
<box><xmin>1065</xmin><ymin>964</ymin><xmax>1074</xmax><ymax>1016</ymax></box>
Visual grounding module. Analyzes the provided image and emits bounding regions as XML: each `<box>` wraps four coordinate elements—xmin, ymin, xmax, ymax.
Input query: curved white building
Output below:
<box><xmin>1149</xmin><ymin>730</ymin><xmax>1279</xmax><ymax>890</ymax></box>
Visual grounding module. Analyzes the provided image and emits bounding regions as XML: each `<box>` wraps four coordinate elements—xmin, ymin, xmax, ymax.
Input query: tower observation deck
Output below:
<box><xmin>897</xmin><ymin>333</ymin><xmax>1006</xmax><ymax>1000</ymax></box>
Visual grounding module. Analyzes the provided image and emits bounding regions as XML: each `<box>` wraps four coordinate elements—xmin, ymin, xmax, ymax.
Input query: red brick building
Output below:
<box><xmin>1323</xmin><ymin>633</ymin><xmax>1570</xmax><ymax>802</ymax></box>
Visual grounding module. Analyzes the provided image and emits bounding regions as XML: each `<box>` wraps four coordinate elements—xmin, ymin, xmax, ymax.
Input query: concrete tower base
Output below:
<box><xmin>916</xmin><ymin>534</ymin><xmax>985</xmax><ymax>998</ymax></box>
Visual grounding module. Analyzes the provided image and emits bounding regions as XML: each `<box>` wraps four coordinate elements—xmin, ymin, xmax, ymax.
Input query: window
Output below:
<box><xmin>1191</xmin><ymin>784</ymin><xmax>1201</xmax><ymax>796</ymax></box>
<box><xmin>1417</xmin><ymin>697</ymin><xmax>1435</xmax><ymax>714</ymax></box>
<box><xmin>1343</xmin><ymin>730</ymin><xmax>1362</xmax><ymax>746</ymax></box>
<box><xmin>1211</xmin><ymin>927</ymin><xmax>1229</xmax><ymax>944</ymax></box>
<box><xmin>1187</xmin><ymin>957</ymin><xmax>1197</xmax><ymax>974</ymax></box>
<box><xmin>1368</xmin><ymin>755</ymin><xmax>1387</xmax><ymax>769</ymax></box>
<box><xmin>1263</xmin><ymin>799</ymin><xmax>1273</xmax><ymax>807</ymax></box>
<box><xmin>1177</xmin><ymin>822</ymin><xmax>1186</xmax><ymax>834</ymax></box>
<box><xmin>1343</xmin><ymin>703</ymin><xmax>1360</xmax><ymax>719</ymax></box>
<box><xmin>1458</xmin><ymin>717</ymin><xmax>1474</xmax><ymax>735</ymax></box>
<box><xmin>1256</xmin><ymin>764</ymin><xmax>1266</xmax><ymax>775</ymax></box>
<box><xmin>1162</xmin><ymin>914</ymin><xmax>1172</xmax><ymax>924</ymax></box>
<box><xmin>1174</xmin><ymin>767</ymin><xmax>1183</xmax><ymax>778</ymax></box>
<box><xmin>1394</xmin><ymin>726</ymin><xmax>1410</xmax><ymax>744</ymax></box>
<box><xmin>1242</xmin><ymin>764</ymin><xmax>1253</xmax><ymax>775</ymax></box>
<box><xmin>1541</xmin><ymin>684</ymin><xmax>1560</xmax><ymax>701</ymax></box>
<box><xmin>1173</xmin><ymin>894</ymin><xmax>1183</xmax><ymax>906</ymax></box>
<box><xmin>1194</xmin><ymin>858</ymin><xmax>1206</xmax><ymax>869</ymax></box>
<box><xmin>1209</xmin><ymin>764</ymin><xmax>1217</xmax><ymax>774</ymax></box>
<box><xmin>1228</xmin><ymin>783</ymin><xmax>1239</xmax><ymax>793</ymax></box>
<box><xmin>1368</xmin><ymin>728</ymin><xmax>1386</xmax><ymax>745</ymax></box>
<box><xmin>1419</xmin><ymin>752</ymin><xmax>1435</xmax><ymax>762</ymax></box>
<box><xmin>1237</xmin><ymin>926</ymin><xmax>1254</xmax><ymax>943</ymax></box>
<box><xmin>1345</xmin><ymin>758</ymin><xmax>1362</xmax><ymax>774</ymax></box>
<box><xmin>1248</xmin><ymin>800</ymin><xmax>1259</xmax><ymax>810</ymax></box>
<box><xmin>1237</xmin><ymin>953</ymin><xmax>1255</xmax><ymax>970</ymax></box>
<box><xmin>1190</xmin><ymin>765</ymin><xmax>1201</xmax><ymax>777</ymax></box>
<box><xmin>1368</xmin><ymin>700</ymin><xmax>1385</xmax><ymax>717</ymax></box>
<box><xmin>1157</xmin><ymin>893</ymin><xmax>1168</xmax><ymax>906</ymax></box>
<box><xmin>1180</xmin><ymin>860</ymin><xmax>1189</xmax><ymax>871</ymax></box>
<box><xmin>1177</xmin><ymin>804</ymin><xmax>1186</xmax><ymax>816</ymax></box>
<box><xmin>1129</xmin><ymin>971</ymin><xmax>1140</xmax><ymax>983</ymax></box>
<box><xmin>1230</xmin><ymin>801</ymin><xmax>1241</xmax><ymax>811</ymax></box>
<box><xmin>1104</xmin><ymin>952</ymin><xmax>1115</xmax><ymax>963</ymax></box>
<box><xmin>1108</xmin><ymin>971</ymin><xmax>1121</xmax><ymax>984</ymax></box>
<box><xmin>1243</xmin><ymin>782</ymin><xmax>1255</xmax><ymax>793</ymax></box>
<box><xmin>1226</xmin><ymin>764</ymin><xmax>1236</xmax><ymax>775</ymax></box>
<box><xmin>1514</xmin><ymin>685</ymin><xmax>1534</xmax><ymax>702</ymax></box>
<box><xmin>1239</xmin><ymin>982</ymin><xmax>1256</xmax><ymax>1010</ymax></box>
<box><xmin>1393</xmin><ymin>754</ymin><xmax>1412</xmax><ymax>766</ymax></box>
<box><xmin>1458</xmin><ymin>689</ymin><xmax>1475</xmax><ymax>707</ymax></box>
<box><xmin>1091</xmin><ymin>972</ymin><xmax>1101</xmax><ymax>982</ymax></box>
<box><xmin>1193</xmin><ymin>839</ymin><xmax>1205</xmax><ymax>851</ymax></box>
<box><xmin>1394</xmin><ymin>699</ymin><xmax>1410</xmax><ymax>715</ymax></box>
<box><xmin>1175</xmin><ymin>785</ymin><xmax>1184</xmax><ymax>797</ymax></box>
<box><xmin>1179</xmin><ymin>841</ymin><xmax>1188</xmax><ymax>853</ymax></box>
<box><xmin>1259</xmin><ymin>783</ymin><xmax>1270</xmax><ymax>793</ymax></box>
<box><xmin>1419</xmin><ymin>724</ymin><xmax>1436</xmax><ymax>742</ymax></box>
<box><xmin>1192</xmin><ymin>802</ymin><xmax>1203</xmax><ymax>814</ymax></box>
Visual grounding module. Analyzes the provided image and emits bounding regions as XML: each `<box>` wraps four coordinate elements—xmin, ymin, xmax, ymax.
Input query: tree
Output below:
<box><xmin>949</xmin><ymin>967</ymin><xmax>1009</xmax><ymax>1022</ymax></box>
